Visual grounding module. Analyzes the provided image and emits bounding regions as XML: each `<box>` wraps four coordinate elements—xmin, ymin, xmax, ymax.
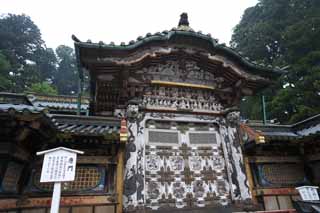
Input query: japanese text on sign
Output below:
<box><xmin>40</xmin><ymin>150</ymin><xmax>77</xmax><ymax>182</ymax></box>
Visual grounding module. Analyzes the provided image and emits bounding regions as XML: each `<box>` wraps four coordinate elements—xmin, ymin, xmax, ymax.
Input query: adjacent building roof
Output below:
<box><xmin>49</xmin><ymin>114</ymin><xmax>121</xmax><ymax>137</ymax></box>
<box><xmin>0</xmin><ymin>92</ymin><xmax>46</xmax><ymax>115</ymax></box>
<box><xmin>27</xmin><ymin>93</ymin><xmax>89</xmax><ymax>112</ymax></box>
<box><xmin>244</xmin><ymin>114</ymin><xmax>320</xmax><ymax>143</ymax></box>
<box><xmin>0</xmin><ymin>92</ymin><xmax>122</xmax><ymax>140</ymax></box>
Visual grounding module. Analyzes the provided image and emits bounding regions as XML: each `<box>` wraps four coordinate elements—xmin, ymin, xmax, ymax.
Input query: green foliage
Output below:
<box><xmin>0</xmin><ymin>14</ymin><xmax>45</xmax><ymax>91</ymax></box>
<box><xmin>240</xmin><ymin>96</ymin><xmax>263</xmax><ymax>121</ymax></box>
<box><xmin>36</xmin><ymin>47</ymin><xmax>58</xmax><ymax>82</ymax></box>
<box><xmin>54</xmin><ymin>45</ymin><xmax>78</xmax><ymax>95</ymax></box>
<box><xmin>232</xmin><ymin>0</ymin><xmax>320</xmax><ymax>123</ymax></box>
<box><xmin>27</xmin><ymin>82</ymin><xmax>58</xmax><ymax>95</ymax></box>
<box><xmin>0</xmin><ymin>13</ymin><xmax>79</xmax><ymax>95</ymax></box>
<box><xmin>0</xmin><ymin>51</ymin><xmax>12</xmax><ymax>91</ymax></box>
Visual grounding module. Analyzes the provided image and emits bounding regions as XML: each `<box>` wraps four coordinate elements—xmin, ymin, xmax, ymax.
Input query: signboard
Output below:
<box><xmin>296</xmin><ymin>186</ymin><xmax>320</xmax><ymax>201</ymax></box>
<box><xmin>40</xmin><ymin>150</ymin><xmax>77</xmax><ymax>182</ymax></box>
<box><xmin>37</xmin><ymin>147</ymin><xmax>83</xmax><ymax>213</ymax></box>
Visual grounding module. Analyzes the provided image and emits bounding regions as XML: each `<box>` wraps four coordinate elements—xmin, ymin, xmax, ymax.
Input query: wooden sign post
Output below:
<box><xmin>37</xmin><ymin>147</ymin><xmax>84</xmax><ymax>213</ymax></box>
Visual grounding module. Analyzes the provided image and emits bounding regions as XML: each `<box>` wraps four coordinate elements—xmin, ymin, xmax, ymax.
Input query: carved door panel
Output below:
<box><xmin>145</xmin><ymin>122</ymin><xmax>230</xmax><ymax>209</ymax></box>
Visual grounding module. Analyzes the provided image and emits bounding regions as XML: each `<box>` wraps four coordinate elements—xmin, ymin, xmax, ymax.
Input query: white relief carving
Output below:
<box><xmin>142</xmin><ymin>95</ymin><xmax>223</xmax><ymax>112</ymax></box>
<box><xmin>146</xmin><ymin>181</ymin><xmax>161</xmax><ymax>200</ymax></box>
<box><xmin>146</xmin><ymin>155</ymin><xmax>161</xmax><ymax>171</ymax></box>
<box><xmin>125</xmin><ymin>112</ymin><xmax>250</xmax><ymax>211</ymax></box>
<box><xmin>189</xmin><ymin>156</ymin><xmax>202</xmax><ymax>171</ymax></box>
<box><xmin>168</xmin><ymin>156</ymin><xmax>184</xmax><ymax>171</ymax></box>
<box><xmin>212</xmin><ymin>156</ymin><xmax>225</xmax><ymax>170</ymax></box>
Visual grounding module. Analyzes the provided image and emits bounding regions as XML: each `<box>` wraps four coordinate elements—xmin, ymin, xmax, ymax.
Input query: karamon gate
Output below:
<box><xmin>74</xmin><ymin>13</ymin><xmax>281</xmax><ymax>212</ymax></box>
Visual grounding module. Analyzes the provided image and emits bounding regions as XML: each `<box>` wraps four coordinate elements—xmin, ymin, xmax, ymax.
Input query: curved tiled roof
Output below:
<box><xmin>73</xmin><ymin>27</ymin><xmax>283</xmax><ymax>79</ymax></box>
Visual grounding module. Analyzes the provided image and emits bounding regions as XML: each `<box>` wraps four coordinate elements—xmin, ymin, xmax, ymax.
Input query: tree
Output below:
<box><xmin>35</xmin><ymin>47</ymin><xmax>57</xmax><ymax>82</ymax></box>
<box><xmin>231</xmin><ymin>0</ymin><xmax>320</xmax><ymax>123</ymax></box>
<box><xmin>0</xmin><ymin>14</ymin><xmax>57</xmax><ymax>92</ymax></box>
<box><xmin>54</xmin><ymin>45</ymin><xmax>78</xmax><ymax>95</ymax></box>
<box><xmin>0</xmin><ymin>51</ymin><xmax>12</xmax><ymax>91</ymax></box>
<box><xmin>27</xmin><ymin>82</ymin><xmax>58</xmax><ymax>95</ymax></box>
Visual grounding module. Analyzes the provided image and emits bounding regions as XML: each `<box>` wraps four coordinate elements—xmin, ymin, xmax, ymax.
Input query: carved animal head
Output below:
<box><xmin>127</xmin><ymin>104</ymin><xmax>139</xmax><ymax>119</ymax></box>
<box><xmin>226</xmin><ymin>111</ymin><xmax>240</xmax><ymax>126</ymax></box>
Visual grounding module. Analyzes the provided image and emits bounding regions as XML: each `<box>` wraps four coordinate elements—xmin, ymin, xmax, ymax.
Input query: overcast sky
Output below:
<box><xmin>1</xmin><ymin>0</ymin><xmax>258</xmax><ymax>49</ymax></box>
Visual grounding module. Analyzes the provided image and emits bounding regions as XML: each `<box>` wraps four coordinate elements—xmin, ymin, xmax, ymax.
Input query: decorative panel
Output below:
<box><xmin>124</xmin><ymin>112</ymin><xmax>250</xmax><ymax>211</ymax></box>
<box><xmin>144</xmin><ymin>122</ymin><xmax>229</xmax><ymax>209</ymax></box>
<box><xmin>256</xmin><ymin>163</ymin><xmax>305</xmax><ymax>187</ymax></box>
<box><xmin>263</xmin><ymin>196</ymin><xmax>279</xmax><ymax>211</ymax></box>
<box><xmin>145</xmin><ymin>155</ymin><xmax>161</xmax><ymax>172</ymax></box>
<box><xmin>189</xmin><ymin>132</ymin><xmax>217</xmax><ymax>145</ymax></box>
<box><xmin>278</xmin><ymin>196</ymin><xmax>293</xmax><ymax>210</ymax></box>
<box><xmin>1</xmin><ymin>162</ymin><xmax>23</xmax><ymax>193</ymax></box>
<box><xmin>148</xmin><ymin>130</ymin><xmax>179</xmax><ymax>144</ymax></box>
<box><xmin>32</xmin><ymin>166</ymin><xmax>105</xmax><ymax>192</ymax></box>
<box><xmin>168</xmin><ymin>156</ymin><xmax>184</xmax><ymax>172</ymax></box>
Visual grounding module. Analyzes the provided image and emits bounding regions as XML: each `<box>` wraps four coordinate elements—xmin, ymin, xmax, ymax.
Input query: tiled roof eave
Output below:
<box><xmin>0</xmin><ymin>104</ymin><xmax>46</xmax><ymax>115</ymax></box>
<box><xmin>50</xmin><ymin>114</ymin><xmax>121</xmax><ymax>138</ymax></box>
<box><xmin>74</xmin><ymin>30</ymin><xmax>284</xmax><ymax>80</ymax></box>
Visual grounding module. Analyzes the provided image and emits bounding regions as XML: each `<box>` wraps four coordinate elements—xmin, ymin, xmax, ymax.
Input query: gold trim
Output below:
<box><xmin>244</xmin><ymin>157</ymin><xmax>257</xmax><ymax>204</ymax></box>
<box><xmin>116</xmin><ymin>145</ymin><xmax>125</xmax><ymax>213</ymax></box>
<box><xmin>151</xmin><ymin>80</ymin><xmax>215</xmax><ymax>90</ymax></box>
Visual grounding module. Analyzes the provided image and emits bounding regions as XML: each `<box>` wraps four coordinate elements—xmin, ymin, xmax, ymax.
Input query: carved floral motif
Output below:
<box><xmin>189</xmin><ymin>156</ymin><xmax>202</xmax><ymax>171</ymax></box>
<box><xmin>146</xmin><ymin>155</ymin><xmax>161</xmax><ymax>171</ymax></box>
<box><xmin>168</xmin><ymin>156</ymin><xmax>184</xmax><ymax>171</ymax></box>
<box><xmin>173</xmin><ymin>182</ymin><xmax>186</xmax><ymax>199</ymax></box>
<box><xmin>193</xmin><ymin>180</ymin><xmax>205</xmax><ymax>198</ymax></box>
<box><xmin>212</xmin><ymin>156</ymin><xmax>225</xmax><ymax>170</ymax></box>
<box><xmin>217</xmin><ymin>180</ymin><xmax>228</xmax><ymax>195</ymax></box>
<box><xmin>147</xmin><ymin>181</ymin><xmax>161</xmax><ymax>199</ymax></box>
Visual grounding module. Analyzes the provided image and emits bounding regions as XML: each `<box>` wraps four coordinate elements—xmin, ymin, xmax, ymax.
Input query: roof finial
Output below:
<box><xmin>177</xmin><ymin>13</ymin><xmax>193</xmax><ymax>31</ymax></box>
<box><xmin>178</xmin><ymin>12</ymin><xmax>189</xmax><ymax>27</ymax></box>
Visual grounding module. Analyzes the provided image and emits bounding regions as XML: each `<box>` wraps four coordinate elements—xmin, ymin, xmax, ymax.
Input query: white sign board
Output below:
<box><xmin>40</xmin><ymin>150</ymin><xmax>77</xmax><ymax>182</ymax></box>
<box><xmin>296</xmin><ymin>186</ymin><xmax>320</xmax><ymax>201</ymax></box>
<box><xmin>37</xmin><ymin>147</ymin><xmax>83</xmax><ymax>213</ymax></box>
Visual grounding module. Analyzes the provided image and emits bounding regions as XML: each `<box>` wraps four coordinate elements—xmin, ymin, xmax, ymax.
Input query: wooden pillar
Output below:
<box><xmin>244</xmin><ymin>157</ymin><xmax>257</xmax><ymax>204</ymax></box>
<box><xmin>116</xmin><ymin>144</ymin><xmax>125</xmax><ymax>213</ymax></box>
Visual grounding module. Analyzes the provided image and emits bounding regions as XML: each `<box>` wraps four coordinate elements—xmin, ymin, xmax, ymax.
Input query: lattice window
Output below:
<box><xmin>189</xmin><ymin>132</ymin><xmax>217</xmax><ymax>144</ymax></box>
<box><xmin>148</xmin><ymin>130</ymin><xmax>179</xmax><ymax>144</ymax></box>
<box><xmin>33</xmin><ymin>166</ymin><xmax>104</xmax><ymax>192</ymax></box>
<box><xmin>259</xmin><ymin>163</ymin><xmax>305</xmax><ymax>186</ymax></box>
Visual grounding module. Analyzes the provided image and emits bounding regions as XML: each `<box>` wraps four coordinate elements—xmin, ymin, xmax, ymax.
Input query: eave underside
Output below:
<box><xmin>81</xmin><ymin>49</ymin><xmax>272</xmax><ymax>92</ymax></box>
